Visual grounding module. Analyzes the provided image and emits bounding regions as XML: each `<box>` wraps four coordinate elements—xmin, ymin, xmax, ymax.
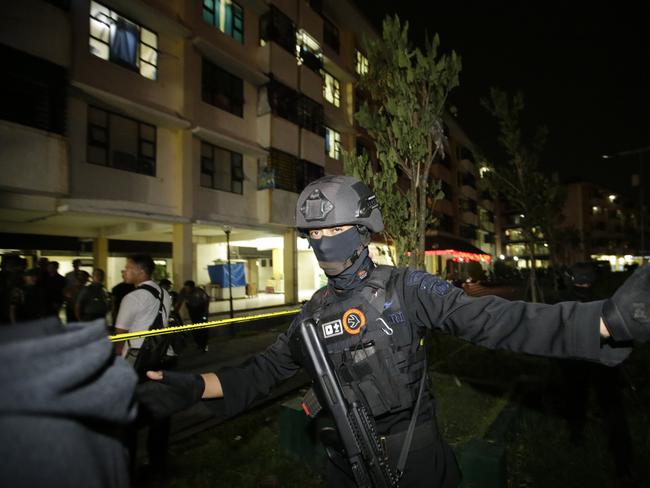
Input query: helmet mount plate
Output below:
<box><xmin>301</xmin><ymin>189</ymin><xmax>334</xmax><ymax>222</ymax></box>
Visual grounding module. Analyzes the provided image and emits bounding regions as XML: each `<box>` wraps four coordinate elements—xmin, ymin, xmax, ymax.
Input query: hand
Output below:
<box><xmin>602</xmin><ymin>265</ymin><xmax>650</xmax><ymax>343</ymax></box>
<box><xmin>136</xmin><ymin>370</ymin><xmax>205</xmax><ymax>419</ymax></box>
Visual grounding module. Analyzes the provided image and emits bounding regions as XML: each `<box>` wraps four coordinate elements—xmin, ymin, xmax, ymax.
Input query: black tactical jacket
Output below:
<box><xmin>215</xmin><ymin>265</ymin><xmax>631</xmax><ymax>432</ymax></box>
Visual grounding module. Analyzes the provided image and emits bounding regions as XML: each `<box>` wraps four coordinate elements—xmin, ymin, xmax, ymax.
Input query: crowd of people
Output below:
<box><xmin>0</xmin><ymin>253</ymin><xmax>212</xmax><ymax>340</ymax></box>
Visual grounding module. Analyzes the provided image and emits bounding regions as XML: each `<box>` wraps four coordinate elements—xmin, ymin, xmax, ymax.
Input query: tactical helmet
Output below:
<box><xmin>295</xmin><ymin>175</ymin><xmax>384</xmax><ymax>235</ymax></box>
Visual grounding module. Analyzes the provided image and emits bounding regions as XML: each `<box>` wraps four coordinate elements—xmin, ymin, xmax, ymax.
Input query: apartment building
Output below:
<box><xmin>423</xmin><ymin>116</ymin><xmax>495</xmax><ymax>277</ymax></box>
<box><xmin>560</xmin><ymin>182</ymin><xmax>641</xmax><ymax>269</ymax></box>
<box><xmin>0</xmin><ymin>0</ymin><xmax>493</xmax><ymax>311</ymax></box>
<box><xmin>0</xmin><ymin>0</ymin><xmax>389</xmax><ymax>310</ymax></box>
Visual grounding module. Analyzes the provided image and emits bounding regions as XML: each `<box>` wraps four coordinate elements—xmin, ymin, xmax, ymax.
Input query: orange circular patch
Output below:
<box><xmin>342</xmin><ymin>308</ymin><xmax>366</xmax><ymax>335</ymax></box>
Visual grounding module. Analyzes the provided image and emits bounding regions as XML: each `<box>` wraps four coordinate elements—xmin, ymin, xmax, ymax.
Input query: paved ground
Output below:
<box><xmin>166</xmin><ymin>312</ymin><xmax>306</xmax><ymax>444</ymax></box>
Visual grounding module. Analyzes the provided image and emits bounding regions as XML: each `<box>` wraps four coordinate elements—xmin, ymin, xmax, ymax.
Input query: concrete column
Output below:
<box><xmin>173</xmin><ymin>223</ymin><xmax>193</xmax><ymax>287</ymax></box>
<box><xmin>93</xmin><ymin>237</ymin><xmax>108</xmax><ymax>273</ymax></box>
<box><xmin>283</xmin><ymin>228</ymin><xmax>298</xmax><ymax>304</ymax></box>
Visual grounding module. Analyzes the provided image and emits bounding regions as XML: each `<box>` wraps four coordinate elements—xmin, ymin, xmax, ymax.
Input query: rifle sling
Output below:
<box><xmin>395</xmin><ymin>364</ymin><xmax>428</xmax><ymax>477</ymax></box>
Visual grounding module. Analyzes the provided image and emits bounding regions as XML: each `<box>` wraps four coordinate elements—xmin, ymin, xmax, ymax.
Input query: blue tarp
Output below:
<box><xmin>207</xmin><ymin>263</ymin><xmax>246</xmax><ymax>287</ymax></box>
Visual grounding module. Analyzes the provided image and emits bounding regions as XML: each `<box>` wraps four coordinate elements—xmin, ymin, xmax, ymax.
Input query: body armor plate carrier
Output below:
<box><xmin>292</xmin><ymin>266</ymin><xmax>427</xmax><ymax>419</ymax></box>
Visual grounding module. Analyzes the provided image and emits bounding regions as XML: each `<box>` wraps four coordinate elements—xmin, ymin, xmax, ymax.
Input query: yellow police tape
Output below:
<box><xmin>108</xmin><ymin>308</ymin><xmax>301</xmax><ymax>343</ymax></box>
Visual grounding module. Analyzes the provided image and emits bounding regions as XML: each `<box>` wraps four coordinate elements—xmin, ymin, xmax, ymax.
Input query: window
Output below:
<box><xmin>200</xmin><ymin>142</ymin><xmax>244</xmax><ymax>194</ymax></box>
<box><xmin>259</xmin><ymin>79</ymin><xmax>299</xmax><ymax>123</ymax></box>
<box><xmin>86</xmin><ymin>106</ymin><xmax>156</xmax><ymax>176</ymax></box>
<box><xmin>458</xmin><ymin>171</ymin><xmax>476</xmax><ymax>189</ymax></box>
<box><xmin>325</xmin><ymin>127</ymin><xmax>341</xmax><ymax>160</ymax></box>
<box><xmin>202</xmin><ymin>0</ymin><xmax>244</xmax><ymax>44</ymax></box>
<box><xmin>259</xmin><ymin>6</ymin><xmax>295</xmax><ymax>54</ymax></box>
<box><xmin>202</xmin><ymin>59</ymin><xmax>244</xmax><ymax>117</ymax></box>
<box><xmin>323</xmin><ymin>18</ymin><xmax>339</xmax><ymax>53</ymax></box>
<box><xmin>1</xmin><ymin>44</ymin><xmax>66</xmax><ymax>134</ymax></box>
<box><xmin>299</xmin><ymin>159</ymin><xmax>325</xmax><ymax>188</ymax></box>
<box><xmin>322</xmin><ymin>70</ymin><xmax>340</xmax><ymax>107</ymax></box>
<box><xmin>296</xmin><ymin>29</ymin><xmax>322</xmax><ymax>72</ymax></box>
<box><xmin>266</xmin><ymin>149</ymin><xmax>323</xmax><ymax>193</ymax></box>
<box><xmin>460</xmin><ymin>198</ymin><xmax>477</xmax><ymax>214</ymax></box>
<box><xmin>460</xmin><ymin>224</ymin><xmax>477</xmax><ymax>240</ymax></box>
<box><xmin>297</xmin><ymin>95</ymin><xmax>324</xmax><ymax>136</ymax></box>
<box><xmin>355</xmin><ymin>50</ymin><xmax>368</xmax><ymax>76</ymax></box>
<box><xmin>259</xmin><ymin>81</ymin><xmax>323</xmax><ymax>134</ymax></box>
<box><xmin>89</xmin><ymin>1</ymin><xmax>158</xmax><ymax>80</ymax></box>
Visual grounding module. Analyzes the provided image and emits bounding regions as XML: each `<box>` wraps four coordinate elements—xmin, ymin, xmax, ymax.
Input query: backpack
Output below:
<box><xmin>132</xmin><ymin>285</ymin><xmax>171</xmax><ymax>381</ymax></box>
<box><xmin>80</xmin><ymin>284</ymin><xmax>111</xmax><ymax>321</ymax></box>
<box><xmin>186</xmin><ymin>288</ymin><xmax>207</xmax><ymax>310</ymax></box>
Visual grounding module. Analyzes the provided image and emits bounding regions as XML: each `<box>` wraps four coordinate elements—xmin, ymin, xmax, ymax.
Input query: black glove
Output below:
<box><xmin>136</xmin><ymin>370</ymin><xmax>205</xmax><ymax>420</ymax></box>
<box><xmin>602</xmin><ymin>264</ymin><xmax>650</xmax><ymax>343</ymax></box>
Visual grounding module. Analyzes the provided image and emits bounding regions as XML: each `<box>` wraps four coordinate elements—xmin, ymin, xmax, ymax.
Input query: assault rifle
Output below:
<box><xmin>297</xmin><ymin>319</ymin><xmax>399</xmax><ymax>488</ymax></box>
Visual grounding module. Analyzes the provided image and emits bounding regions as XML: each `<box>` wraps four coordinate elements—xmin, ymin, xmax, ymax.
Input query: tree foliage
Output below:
<box><xmin>344</xmin><ymin>16</ymin><xmax>461</xmax><ymax>268</ymax></box>
<box><xmin>481</xmin><ymin>88</ymin><xmax>566</xmax><ymax>301</ymax></box>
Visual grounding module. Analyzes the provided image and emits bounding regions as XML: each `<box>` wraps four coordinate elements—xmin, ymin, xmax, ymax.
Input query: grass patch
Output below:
<box><xmin>137</xmin><ymin>395</ymin><xmax>324</xmax><ymax>488</ymax></box>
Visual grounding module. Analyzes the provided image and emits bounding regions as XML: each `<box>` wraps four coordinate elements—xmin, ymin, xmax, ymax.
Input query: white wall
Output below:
<box><xmin>297</xmin><ymin>249</ymin><xmax>323</xmax><ymax>300</ymax></box>
<box><xmin>0</xmin><ymin>121</ymin><xmax>68</xmax><ymax>196</ymax></box>
<box><xmin>195</xmin><ymin>242</ymin><xmax>228</xmax><ymax>285</ymax></box>
<box><xmin>107</xmin><ymin>256</ymin><xmax>127</xmax><ymax>290</ymax></box>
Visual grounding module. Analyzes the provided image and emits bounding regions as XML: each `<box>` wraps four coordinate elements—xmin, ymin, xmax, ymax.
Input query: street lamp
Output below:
<box><xmin>223</xmin><ymin>225</ymin><xmax>234</xmax><ymax>320</ymax></box>
<box><xmin>602</xmin><ymin>146</ymin><xmax>650</xmax><ymax>259</ymax></box>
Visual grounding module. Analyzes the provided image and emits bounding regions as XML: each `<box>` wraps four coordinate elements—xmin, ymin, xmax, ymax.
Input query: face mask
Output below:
<box><xmin>308</xmin><ymin>227</ymin><xmax>366</xmax><ymax>277</ymax></box>
<box><xmin>329</xmin><ymin>247</ymin><xmax>374</xmax><ymax>290</ymax></box>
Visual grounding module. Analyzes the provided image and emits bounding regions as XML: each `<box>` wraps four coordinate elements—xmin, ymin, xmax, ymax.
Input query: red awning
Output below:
<box><xmin>424</xmin><ymin>234</ymin><xmax>491</xmax><ymax>263</ymax></box>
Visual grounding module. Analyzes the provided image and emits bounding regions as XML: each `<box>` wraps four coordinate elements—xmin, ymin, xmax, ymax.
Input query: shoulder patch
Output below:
<box><xmin>406</xmin><ymin>270</ymin><xmax>427</xmax><ymax>287</ymax></box>
<box><xmin>406</xmin><ymin>271</ymin><xmax>452</xmax><ymax>296</ymax></box>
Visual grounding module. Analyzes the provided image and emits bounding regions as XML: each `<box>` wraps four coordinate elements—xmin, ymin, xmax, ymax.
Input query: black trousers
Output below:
<box><xmin>325</xmin><ymin>420</ymin><xmax>461</xmax><ymax>488</ymax></box>
<box><xmin>188</xmin><ymin>308</ymin><xmax>208</xmax><ymax>349</ymax></box>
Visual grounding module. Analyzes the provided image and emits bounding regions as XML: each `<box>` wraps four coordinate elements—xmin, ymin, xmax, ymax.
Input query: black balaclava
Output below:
<box><xmin>308</xmin><ymin>227</ymin><xmax>374</xmax><ymax>290</ymax></box>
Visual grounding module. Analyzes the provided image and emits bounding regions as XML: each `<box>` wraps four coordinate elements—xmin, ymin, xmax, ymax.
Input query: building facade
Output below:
<box><xmin>1</xmin><ymin>0</ymin><xmax>492</xmax><ymax>313</ymax></box>
<box><xmin>560</xmin><ymin>182</ymin><xmax>642</xmax><ymax>269</ymax></box>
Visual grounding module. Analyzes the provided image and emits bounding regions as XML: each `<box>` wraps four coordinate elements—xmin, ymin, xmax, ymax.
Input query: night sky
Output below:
<box><xmin>352</xmin><ymin>1</ymin><xmax>650</xmax><ymax>197</ymax></box>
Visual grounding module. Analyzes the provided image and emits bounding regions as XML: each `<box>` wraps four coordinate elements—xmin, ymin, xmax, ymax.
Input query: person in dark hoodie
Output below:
<box><xmin>560</xmin><ymin>262</ymin><xmax>634</xmax><ymax>476</ymax></box>
<box><xmin>0</xmin><ymin>316</ymin><xmax>137</xmax><ymax>488</ymax></box>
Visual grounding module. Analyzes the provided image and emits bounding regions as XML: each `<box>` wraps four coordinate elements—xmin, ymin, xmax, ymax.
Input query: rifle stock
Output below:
<box><xmin>298</xmin><ymin>319</ymin><xmax>398</xmax><ymax>488</ymax></box>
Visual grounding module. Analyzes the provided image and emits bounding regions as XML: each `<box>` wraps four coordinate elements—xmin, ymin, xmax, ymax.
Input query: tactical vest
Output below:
<box><xmin>297</xmin><ymin>265</ymin><xmax>427</xmax><ymax>418</ymax></box>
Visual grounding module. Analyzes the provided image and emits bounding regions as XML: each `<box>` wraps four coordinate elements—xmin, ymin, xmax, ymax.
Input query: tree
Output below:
<box><xmin>481</xmin><ymin>88</ymin><xmax>562</xmax><ymax>302</ymax></box>
<box><xmin>344</xmin><ymin>16</ymin><xmax>461</xmax><ymax>269</ymax></box>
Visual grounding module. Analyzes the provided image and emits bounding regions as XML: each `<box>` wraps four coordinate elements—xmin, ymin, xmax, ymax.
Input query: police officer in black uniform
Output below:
<box><xmin>138</xmin><ymin>176</ymin><xmax>650</xmax><ymax>487</ymax></box>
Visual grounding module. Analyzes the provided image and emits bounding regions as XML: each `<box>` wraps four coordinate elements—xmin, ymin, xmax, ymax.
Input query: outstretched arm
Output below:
<box><xmin>401</xmin><ymin>270</ymin><xmax>629</xmax><ymax>366</ymax></box>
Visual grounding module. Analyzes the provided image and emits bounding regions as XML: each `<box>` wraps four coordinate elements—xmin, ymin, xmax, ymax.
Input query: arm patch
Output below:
<box><xmin>406</xmin><ymin>270</ymin><xmax>452</xmax><ymax>296</ymax></box>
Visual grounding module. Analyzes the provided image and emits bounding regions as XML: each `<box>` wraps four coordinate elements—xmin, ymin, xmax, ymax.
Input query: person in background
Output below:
<box><xmin>37</xmin><ymin>257</ymin><xmax>49</xmax><ymax>283</ymax></box>
<box><xmin>176</xmin><ymin>280</ymin><xmax>210</xmax><ymax>352</ymax></box>
<box><xmin>561</xmin><ymin>262</ymin><xmax>633</xmax><ymax>476</ymax></box>
<box><xmin>15</xmin><ymin>268</ymin><xmax>49</xmax><ymax>322</ymax></box>
<box><xmin>76</xmin><ymin>268</ymin><xmax>112</xmax><ymax>325</ymax></box>
<box><xmin>0</xmin><ymin>253</ymin><xmax>26</xmax><ymax>325</ymax></box>
<box><xmin>45</xmin><ymin>261</ymin><xmax>66</xmax><ymax>317</ymax></box>
<box><xmin>113</xmin><ymin>254</ymin><xmax>172</xmax><ymax>473</ymax></box>
<box><xmin>64</xmin><ymin>260</ymin><xmax>86</xmax><ymax>323</ymax></box>
<box><xmin>112</xmin><ymin>269</ymin><xmax>135</xmax><ymax>324</ymax></box>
